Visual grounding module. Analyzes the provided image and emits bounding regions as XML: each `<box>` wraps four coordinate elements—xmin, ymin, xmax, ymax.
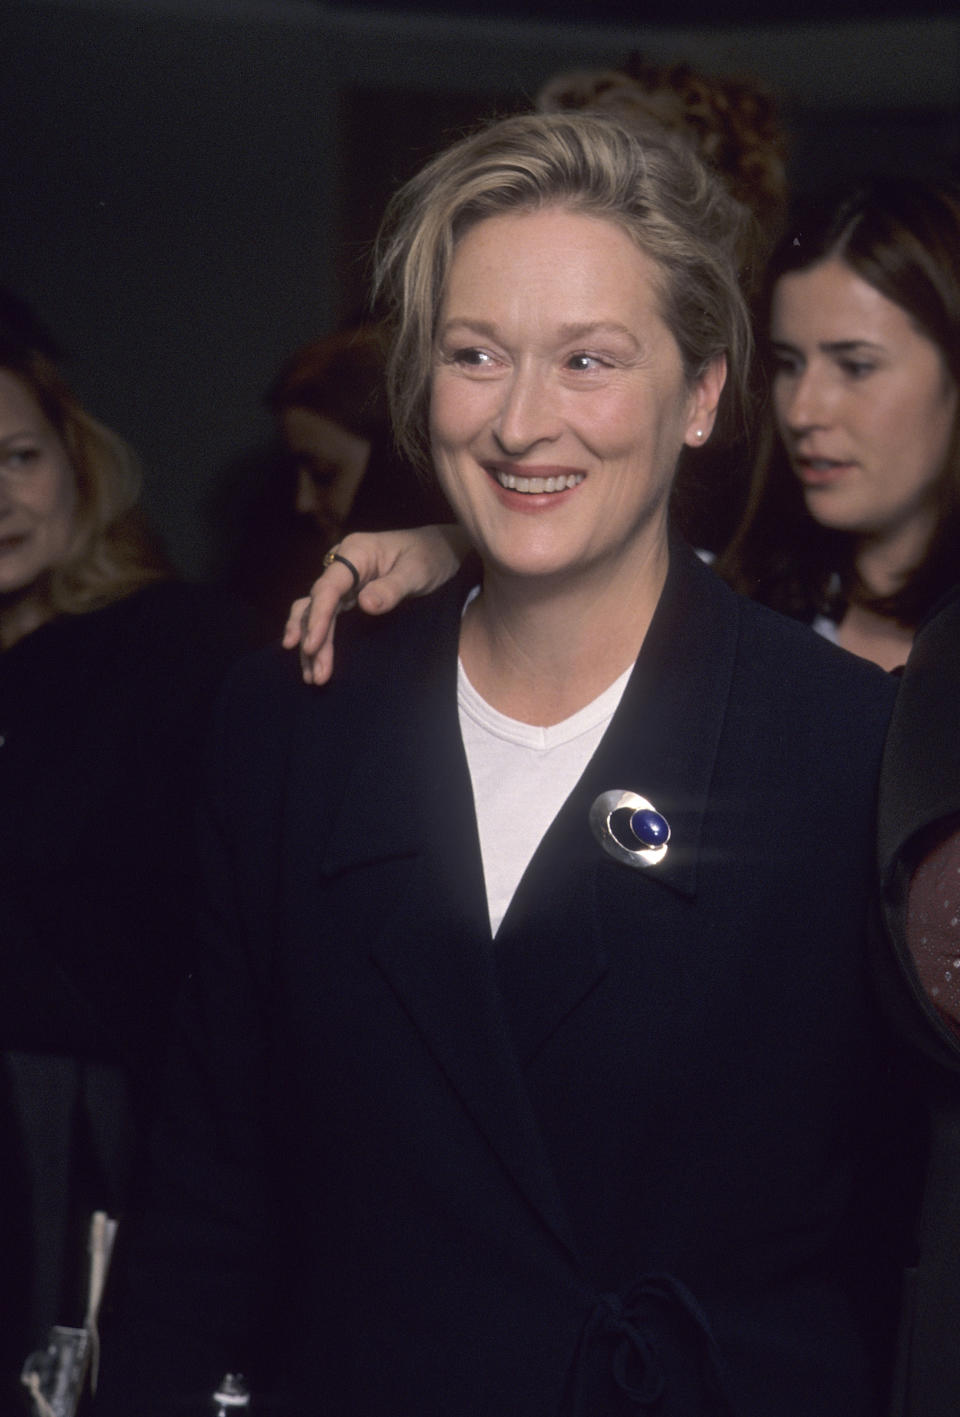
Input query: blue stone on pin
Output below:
<box><xmin>629</xmin><ymin>808</ymin><xmax>670</xmax><ymax>848</ymax></box>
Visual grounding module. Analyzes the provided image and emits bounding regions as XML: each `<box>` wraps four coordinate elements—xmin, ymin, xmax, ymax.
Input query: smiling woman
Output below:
<box><xmin>718</xmin><ymin>176</ymin><xmax>960</xmax><ymax>669</ymax></box>
<box><xmin>100</xmin><ymin>113</ymin><xmax>919</xmax><ymax>1417</ymax></box>
<box><xmin>0</xmin><ymin>343</ymin><xmax>167</xmax><ymax>649</ymax></box>
<box><xmin>0</xmin><ymin>370</ymin><xmax>79</xmax><ymax>640</ymax></box>
<box><xmin>428</xmin><ymin>207</ymin><xmax>725</xmax><ymax>718</ymax></box>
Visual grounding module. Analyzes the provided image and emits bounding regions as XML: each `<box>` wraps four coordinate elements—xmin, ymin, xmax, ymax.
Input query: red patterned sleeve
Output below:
<box><xmin>906</xmin><ymin>824</ymin><xmax>960</xmax><ymax>1037</ymax></box>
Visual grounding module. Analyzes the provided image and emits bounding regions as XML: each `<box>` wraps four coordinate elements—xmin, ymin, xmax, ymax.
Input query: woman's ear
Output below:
<box><xmin>683</xmin><ymin>355</ymin><xmax>727</xmax><ymax>447</ymax></box>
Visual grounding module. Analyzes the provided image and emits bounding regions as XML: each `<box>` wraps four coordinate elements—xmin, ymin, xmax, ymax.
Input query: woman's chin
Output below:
<box><xmin>801</xmin><ymin>487</ymin><xmax>860</xmax><ymax>535</ymax></box>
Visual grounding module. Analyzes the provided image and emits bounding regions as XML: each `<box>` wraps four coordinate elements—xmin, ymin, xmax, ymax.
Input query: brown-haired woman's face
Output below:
<box><xmin>280</xmin><ymin>407</ymin><xmax>371</xmax><ymax>543</ymax></box>
<box><xmin>771</xmin><ymin>258</ymin><xmax>957</xmax><ymax>564</ymax></box>
<box><xmin>0</xmin><ymin>369</ymin><xmax>78</xmax><ymax>600</ymax></box>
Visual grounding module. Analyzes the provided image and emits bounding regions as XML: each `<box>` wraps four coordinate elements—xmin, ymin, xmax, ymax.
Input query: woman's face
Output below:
<box><xmin>771</xmin><ymin>258</ymin><xmax>957</xmax><ymax>562</ymax></box>
<box><xmin>429</xmin><ymin>206</ymin><xmax>724</xmax><ymax>587</ymax></box>
<box><xmin>280</xmin><ymin>407</ymin><xmax>371</xmax><ymax>542</ymax></box>
<box><xmin>0</xmin><ymin>369</ymin><xmax>78</xmax><ymax>600</ymax></box>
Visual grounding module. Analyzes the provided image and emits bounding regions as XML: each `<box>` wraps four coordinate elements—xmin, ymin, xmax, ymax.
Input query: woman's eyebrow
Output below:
<box><xmin>438</xmin><ymin>318</ymin><xmax>640</xmax><ymax>347</ymax></box>
<box><xmin>556</xmin><ymin>320</ymin><xmax>638</xmax><ymax>345</ymax></box>
<box><xmin>770</xmin><ymin>337</ymin><xmax>885</xmax><ymax>355</ymax></box>
<box><xmin>436</xmin><ymin>318</ymin><xmax>499</xmax><ymax>340</ymax></box>
<box><xmin>818</xmin><ymin>339</ymin><xmax>885</xmax><ymax>355</ymax></box>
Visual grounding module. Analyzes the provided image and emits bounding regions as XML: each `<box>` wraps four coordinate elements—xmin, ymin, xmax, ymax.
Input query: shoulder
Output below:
<box><xmin>0</xmin><ymin>581</ymin><xmax>265</xmax><ymax>718</ymax></box>
<box><xmin>685</xmin><ymin>538</ymin><xmax>896</xmax><ymax>719</ymax></box>
<box><xmin>889</xmin><ymin>584</ymin><xmax>960</xmax><ymax>729</ymax></box>
<box><xmin>672</xmin><ymin>547</ymin><xmax>896</xmax><ymax>800</ymax></box>
<box><xmin>197</xmin><ymin>578</ymin><xmax>465</xmax><ymax>868</ymax></box>
<box><xmin>741</xmin><ymin>593</ymin><xmax>896</xmax><ymax>771</ymax></box>
<box><xmin>741</xmin><ymin>588</ymin><xmax>893</xmax><ymax>694</ymax></box>
<box><xmin>906</xmin><ymin>584</ymin><xmax>960</xmax><ymax>675</ymax></box>
<box><xmin>88</xmin><ymin>582</ymin><xmax>272</xmax><ymax>730</ymax></box>
<box><xmin>103</xmin><ymin>579</ymin><xmax>268</xmax><ymax>657</ymax></box>
<box><xmin>16</xmin><ymin>580</ymin><xmax>266</xmax><ymax>670</ymax></box>
<box><xmin>210</xmin><ymin>572</ymin><xmax>468</xmax><ymax>765</ymax></box>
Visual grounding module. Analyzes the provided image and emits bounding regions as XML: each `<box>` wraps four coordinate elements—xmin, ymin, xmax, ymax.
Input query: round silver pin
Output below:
<box><xmin>589</xmin><ymin>790</ymin><xmax>671</xmax><ymax>869</ymax></box>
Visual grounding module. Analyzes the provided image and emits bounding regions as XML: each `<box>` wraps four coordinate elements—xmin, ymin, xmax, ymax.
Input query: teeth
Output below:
<box><xmin>496</xmin><ymin>471</ymin><xmax>584</xmax><ymax>493</ymax></box>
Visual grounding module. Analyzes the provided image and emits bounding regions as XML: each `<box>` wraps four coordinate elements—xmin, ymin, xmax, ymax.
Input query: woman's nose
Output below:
<box><xmin>493</xmin><ymin>365</ymin><xmax>560</xmax><ymax>455</ymax></box>
<box><xmin>779</xmin><ymin>366</ymin><xmax>832</xmax><ymax>434</ymax></box>
<box><xmin>294</xmin><ymin>466</ymin><xmax>320</xmax><ymax>517</ymax></box>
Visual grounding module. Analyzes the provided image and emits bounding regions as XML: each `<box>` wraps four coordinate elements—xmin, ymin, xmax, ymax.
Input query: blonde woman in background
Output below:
<box><xmin>0</xmin><ymin>296</ymin><xmax>260</xmax><ymax>1386</ymax></box>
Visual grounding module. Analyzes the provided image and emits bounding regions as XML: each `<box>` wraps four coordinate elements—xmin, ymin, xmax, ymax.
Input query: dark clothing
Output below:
<box><xmin>100</xmin><ymin>543</ymin><xmax>916</xmax><ymax>1417</ymax></box>
<box><xmin>877</xmin><ymin>587</ymin><xmax>960</xmax><ymax>1417</ymax></box>
<box><xmin>0</xmin><ymin>581</ymin><xmax>263</xmax><ymax>1363</ymax></box>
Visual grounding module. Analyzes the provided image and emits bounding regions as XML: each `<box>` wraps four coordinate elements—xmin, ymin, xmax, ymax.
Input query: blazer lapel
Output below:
<box><xmin>312</xmin><ymin>579</ymin><xmax>578</xmax><ymax>1258</ymax></box>
<box><xmin>493</xmin><ymin>540</ymin><xmax>739</xmax><ymax>1066</ymax></box>
<box><xmin>586</xmin><ymin>538</ymin><xmax>740</xmax><ymax>896</ymax></box>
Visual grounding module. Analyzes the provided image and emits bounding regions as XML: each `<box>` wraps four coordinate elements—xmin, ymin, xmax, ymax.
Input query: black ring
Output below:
<box><xmin>323</xmin><ymin>549</ymin><xmax>361</xmax><ymax>594</ymax></box>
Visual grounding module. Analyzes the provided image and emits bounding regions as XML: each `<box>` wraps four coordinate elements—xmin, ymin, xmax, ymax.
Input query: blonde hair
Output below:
<box><xmin>373</xmin><ymin>111</ymin><xmax>753</xmax><ymax>473</ymax></box>
<box><xmin>4</xmin><ymin>346</ymin><xmax>170</xmax><ymax>619</ymax></box>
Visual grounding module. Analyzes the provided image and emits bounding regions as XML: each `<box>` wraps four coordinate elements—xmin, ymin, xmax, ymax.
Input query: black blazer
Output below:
<box><xmin>101</xmin><ymin>542</ymin><xmax>915</xmax><ymax>1417</ymax></box>
<box><xmin>877</xmin><ymin>588</ymin><xmax>960</xmax><ymax>1417</ymax></box>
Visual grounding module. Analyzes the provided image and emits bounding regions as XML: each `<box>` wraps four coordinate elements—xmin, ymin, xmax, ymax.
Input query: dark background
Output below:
<box><xmin>3</xmin><ymin>0</ymin><xmax>958</xmax><ymax>577</ymax></box>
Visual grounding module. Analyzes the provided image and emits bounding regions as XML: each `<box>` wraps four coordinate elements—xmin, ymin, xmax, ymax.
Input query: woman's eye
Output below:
<box><xmin>3</xmin><ymin>446</ymin><xmax>40</xmax><ymax>471</ymax></box>
<box><xmin>771</xmin><ymin>353</ymin><xmax>801</xmax><ymax>376</ymax></box>
<box><xmin>839</xmin><ymin>360</ymin><xmax>875</xmax><ymax>379</ymax></box>
<box><xmin>303</xmin><ymin>457</ymin><xmax>339</xmax><ymax>489</ymax></box>
<box><xmin>452</xmin><ymin>347</ymin><xmax>495</xmax><ymax>369</ymax></box>
<box><xmin>566</xmin><ymin>353</ymin><xmax>608</xmax><ymax>372</ymax></box>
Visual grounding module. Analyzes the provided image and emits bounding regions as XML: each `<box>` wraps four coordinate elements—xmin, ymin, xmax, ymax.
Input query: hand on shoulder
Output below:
<box><xmin>283</xmin><ymin>524</ymin><xmax>468</xmax><ymax>684</ymax></box>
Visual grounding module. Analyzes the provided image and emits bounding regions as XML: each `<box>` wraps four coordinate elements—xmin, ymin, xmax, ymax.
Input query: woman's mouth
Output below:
<box><xmin>488</xmin><ymin>467</ymin><xmax>585</xmax><ymax>495</ymax></box>
<box><xmin>794</xmin><ymin>456</ymin><xmax>853</xmax><ymax>487</ymax></box>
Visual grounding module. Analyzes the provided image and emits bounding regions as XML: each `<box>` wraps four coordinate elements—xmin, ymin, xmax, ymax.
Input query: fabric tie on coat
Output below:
<box><xmin>571</xmin><ymin>1273</ymin><xmax>733</xmax><ymax>1413</ymax></box>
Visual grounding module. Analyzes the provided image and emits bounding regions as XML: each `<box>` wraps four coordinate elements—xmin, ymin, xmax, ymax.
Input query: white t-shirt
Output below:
<box><xmin>458</xmin><ymin>660</ymin><xmax>632</xmax><ymax>936</ymax></box>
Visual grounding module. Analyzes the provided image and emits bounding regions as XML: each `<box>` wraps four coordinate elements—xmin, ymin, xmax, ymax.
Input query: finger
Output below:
<box><xmin>302</xmin><ymin>632</ymin><xmax>336</xmax><ymax>686</ymax></box>
<box><xmin>354</xmin><ymin>564</ymin><xmax>419</xmax><ymax>615</ymax></box>
<box><xmin>299</xmin><ymin>592</ymin><xmax>343</xmax><ymax>684</ymax></box>
<box><xmin>282</xmin><ymin>597</ymin><xmax>311</xmax><ymax>649</ymax></box>
<box><xmin>300</xmin><ymin>564</ymin><xmax>357</xmax><ymax>656</ymax></box>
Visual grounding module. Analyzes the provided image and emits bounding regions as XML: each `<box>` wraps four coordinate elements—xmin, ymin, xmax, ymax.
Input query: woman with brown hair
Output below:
<box><xmin>223</xmin><ymin>323</ymin><xmax>446</xmax><ymax>630</ymax></box>
<box><xmin>717</xmin><ymin>176</ymin><xmax>960</xmax><ymax>670</ymax></box>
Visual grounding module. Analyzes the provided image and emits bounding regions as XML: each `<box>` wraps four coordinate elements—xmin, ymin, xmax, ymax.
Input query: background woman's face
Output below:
<box><xmin>429</xmin><ymin>206</ymin><xmax>723</xmax><ymax>587</ymax></box>
<box><xmin>280</xmin><ymin>406</ymin><xmax>371</xmax><ymax>542</ymax></box>
<box><xmin>0</xmin><ymin>369</ymin><xmax>78</xmax><ymax>600</ymax></box>
<box><xmin>770</xmin><ymin>258</ymin><xmax>957</xmax><ymax>561</ymax></box>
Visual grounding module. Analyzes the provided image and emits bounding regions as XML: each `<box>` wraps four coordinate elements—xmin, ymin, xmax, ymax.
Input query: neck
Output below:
<box><xmin>460</xmin><ymin>540</ymin><xmax>668</xmax><ymax>725</ymax></box>
<box><xmin>836</xmin><ymin>601</ymin><xmax>913</xmax><ymax>671</ymax></box>
<box><xmin>853</xmin><ymin>512</ymin><xmax>935</xmax><ymax>600</ymax></box>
